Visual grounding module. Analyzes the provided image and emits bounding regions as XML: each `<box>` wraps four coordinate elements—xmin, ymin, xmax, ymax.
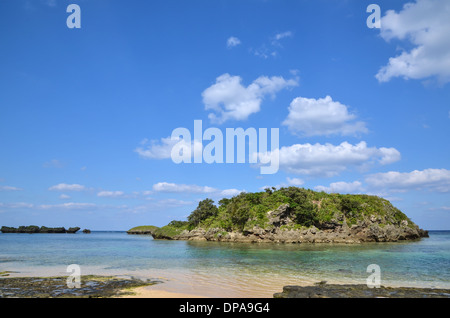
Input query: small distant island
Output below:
<box><xmin>1</xmin><ymin>226</ymin><xmax>81</xmax><ymax>234</ymax></box>
<box><xmin>128</xmin><ymin>187</ymin><xmax>429</xmax><ymax>243</ymax></box>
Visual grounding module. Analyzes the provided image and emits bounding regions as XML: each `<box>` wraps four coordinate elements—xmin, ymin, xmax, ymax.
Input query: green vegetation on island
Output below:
<box><xmin>128</xmin><ymin>187</ymin><xmax>428</xmax><ymax>243</ymax></box>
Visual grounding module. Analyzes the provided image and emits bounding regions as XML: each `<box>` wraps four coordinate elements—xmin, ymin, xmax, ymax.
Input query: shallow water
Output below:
<box><xmin>1</xmin><ymin>231</ymin><xmax>449</xmax><ymax>297</ymax></box>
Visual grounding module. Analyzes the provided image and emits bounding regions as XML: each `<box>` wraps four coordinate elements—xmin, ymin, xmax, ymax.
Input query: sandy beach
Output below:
<box><xmin>119</xmin><ymin>286</ymin><xmax>206</xmax><ymax>298</ymax></box>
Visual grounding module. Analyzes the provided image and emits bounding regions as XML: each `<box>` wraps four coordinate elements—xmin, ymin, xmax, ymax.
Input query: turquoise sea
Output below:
<box><xmin>1</xmin><ymin>231</ymin><xmax>450</xmax><ymax>297</ymax></box>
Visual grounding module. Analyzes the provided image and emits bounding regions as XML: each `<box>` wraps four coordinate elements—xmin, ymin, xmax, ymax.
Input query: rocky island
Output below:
<box><xmin>1</xmin><ymin>226</ymin><xmax>81</xmax><ymax>234</ymax></box>
<box><xmin>128</xmin><ymin>187</ymin><xmax>428</xmax><ymax>243</ymax></box>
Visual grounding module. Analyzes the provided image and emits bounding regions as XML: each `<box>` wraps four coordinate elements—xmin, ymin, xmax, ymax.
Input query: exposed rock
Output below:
<box><xmin>0</xmin><ymin>275</ymin><xmax>157</xmax><ymax>298</ymax></box>
<box><xmin>66</xmin><ymin>227</ymin><xmax>80</xmax><ymax>234</ymax></box>
<box><xmin>39</xmin><ymin>226</ymin><xmax>66</xmax><ymax>233</ymax></box>
<box><xmin>82</xmin><ymin>229</ymin><xmax>91</xmax><ymax>234</ymax></box>
<box><xmin>267</xmin><ymin>204</ymin><xmax>294</xmax><ymax>227</ymax></box>
<box><xmin>273</xmin><ymin>283</ymin><xmax>450</xmax><ymax>298</ymax></box>
<box><xmin>0</xmin><ymin>226</ymin><xmax>81</xmax><ymax>234</ymax></box>
<box><xmin>177</xmin><ymin>228</ymin><xmax>207</xmax><ymax>241</ymax></box>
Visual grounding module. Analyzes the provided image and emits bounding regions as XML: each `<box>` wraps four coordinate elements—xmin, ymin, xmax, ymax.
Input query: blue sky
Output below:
<box><xmin>0</xmin><ymin>0</ymin><xmax>449</xmax><ymax>230</ymax></box>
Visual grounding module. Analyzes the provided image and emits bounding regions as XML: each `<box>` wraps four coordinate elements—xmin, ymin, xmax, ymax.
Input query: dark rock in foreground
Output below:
<box><xmin>274</xmin><ymin>283</ymin><xmax>450</xmax><ymax>298</ymax></box>
<box><xmin>0</xmin><ymin>275</ymin><xmax>156</xmax><ymax>298</ymax></box>
<box><xmin>82</xmin><ymin>229</ymin><xmax>91</xmax><ymax>234</ymax></box>
<box><xmin>1</xmin><ymin>226</ymin><xmax>81</xmax><ymax>234</ymax></box>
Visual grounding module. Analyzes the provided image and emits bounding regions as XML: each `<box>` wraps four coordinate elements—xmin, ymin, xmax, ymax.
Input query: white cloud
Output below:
<box><xmin>38</xmin><ymin>202</ymin><xmax>97</xmax><ymax>210</ymax></box>
<box><xmin>59</xmin><ymin>194</ymin><xmax>71</xmax><ymax>200</ymax></box>
<box><xmin>219</xmin><ymin>188</ymin><xmax>243</xmax><ymax>197</ymax></box>
<box><xmin>315</xmin><ymin>181</ymin><xmax>364</xmax><ymax>194</ymax></box>
<box><xmin>0</xmin><ymin>186</ymin><xmax>23</xmax><ymax>191</ymax></box>
<box><xmin>97</xmin><ymin>191</ymin><xmax>125</xmax><ymax>198</ymax></box>
<box><xmin>153</xmin><ymin>182</ymin><xmax>217</xmax><ymax>194</ymax></box>
<box><xmin>125</xmin><ymin>199</ymin><xmax>195</xmax><ymax>214</ymax></box>
<box><xmin>135</xmin><ymin>136</ymin><xmax>202</xmax><ymax>160</ymax></box>
<box><xmin>0</xmin><ymin>202</ymin><xmax>34</xmax><ymax>209</ymax></box>
<box><xmin>376</xmin><ymin>0</ymin><xmax>450</xmax><ymax>83</ymax></box>
<box><xmin>271</xmin><ymin>31</ymin><xmax>294</xmax><ymax>48</ymax></box>
<box><xmin>274</xmin><ymin>31</ymin><xmax>293</xmax><ymax>41</ymax></box>
<box><xmin>427</xmin><ymin>206</ymin><xmax>450</xmax><ymax>212</ymax></box>
<box><xmin>48</xmin><ymin>183</ymin><xmax>86</xmax><ymax>191</ymax></box>
<box><xmin>43</xmin><ymin>159</ymin><xmax>64</xmax><ymax>168</ymax></box>
<box><xmin>45</xmin><ymin>0</ymin><xmax>56</xmax><ymax>7</ymax></box>
<box><xmin>365</xmin><ymin>168</ymin><xmax>450</xmax><ymax>193</ymax></box>
<box><xmin>259</xmin><ymin>141</ymin><xmax>401</xmax><ymax>177</ymax></box>
<box><xmin>252</xmin><ymin>46</ymin><xmax>277</xmax><ymax>59</ymax></box>
<box><xmin>251</xmin><ymin>31</ymin><xmax>293</xmax><ymax>59</ymax></box>
<box><xmin>261</xmin><ymin>177</ymin><xmax>304</xmax><ymax>190</ymax></box>
<box><xmin>282</xmin><ymin>95</ymin><xmax>368</xmax><ymax>136</ymax></box>
<box><xmin>227</xmin><ymin>36</ymin><xmax>241</xmax><ymax>48</ymax></box>
<box><xmin>286</xmin><ymin>177</ymin><xmax>304</xmax><ymax>186</ymax></box>
<box><xmin>202</xmin><ymin>73</ymin><xmax>298</xmax><ymax>123</ymax></box>
<box><xmin>156</xmin><ymin>199</ymin><xmax>194</xmax><ymax>207</ymax></box>
<box><xmin>152</xmin><ymin>182</ymin><xmax>243</xmax><ymax>198</ymax></box>
<box><xmin>135</xmin><ymin>137</ymin><xmax>177</xmax><ymax>159</ymax></box>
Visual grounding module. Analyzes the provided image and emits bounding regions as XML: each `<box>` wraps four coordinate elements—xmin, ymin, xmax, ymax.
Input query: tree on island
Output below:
<box><xmin>187</xmin><ymin>198</ymin><xmax>218</xmax><ymax>226</ymax></box>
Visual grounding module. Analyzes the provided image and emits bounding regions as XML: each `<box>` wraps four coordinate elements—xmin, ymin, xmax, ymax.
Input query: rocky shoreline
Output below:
<box><xmin>130</xmin><ymin>204</ymin><xmax>429</xmax><ymax>244</ymax></box>
<box><xmin>1</xmin><ymin>226</ymin><xmax>82</xmax><ymax>234</ymax></box>
<box><xmin>274</xmin><ymin>283</ymin><xmax>450</xmax><ymax>298</ymax></box>
<box><xmin>0</xmin><ymin>275</ymin><xmax>156</xmax><ymax>298</ymax></box>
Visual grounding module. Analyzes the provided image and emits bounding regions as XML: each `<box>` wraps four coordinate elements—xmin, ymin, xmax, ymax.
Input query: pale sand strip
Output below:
<box><xmin>117</xmin><ymin>271</ymin><xmax>320</xmax><ymax>298</ymax></box>
<box><xmin>119</xmin><ymin>286</ymin><xmax>206</xmax><ymax>298</ymax></box>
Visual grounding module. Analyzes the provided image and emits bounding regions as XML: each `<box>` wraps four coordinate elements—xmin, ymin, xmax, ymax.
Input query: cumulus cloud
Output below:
<box><xmin>365</xmin><ymin>168</ymin><xmax>450</xmax><ymax>193</ymax></box>
<box><xmin>48</xmin><ymin>183</ymin><xmax>86</xmax><ymax>191</ymax></box>
<box><xmin>282</xmin><ymin>95</ymin><xmax>368</xmax><ymax>137</ymax></box>
<box><xmin>202</xmin><ymin>73</ymin><xmax>298</xmax><ymax>123</ymax></box>
<box><xmin>219</xmin><ymin>188</ymin><xmax>243</xmax><ymax>197</ymax></box>
<box><xmin>286</xmin><ymin>177</ymin><xmax>304</xmax><ymax>186</ymax></box>
<box><xmin>258</xmin><ymin>141</ymin><xmax>401</xmax><ymax>177</ymax></box>
<box><xmin>227</xmin><ymin>36</ymin><xmax>241</xmax><ymax>48</ymax></box>
<box><xmin>135</xmin><ymin>137</ymin><xmax>177</xmax><ymax>159</ymax></box>
<box><xmin>135</xmin><ymin>136</ymin><xmax>202</xmax><ymax>160</ymax></box>
<box><xmin>315</xmin><ymin>181</ymin><xmax>364</xmax><ymax>194</ymax></box>
<box><xmin>97</xmin><ymin>191</ymin><xmax>125</xmax><ymax>198</ymax></box>
<box><xmin>376</xmin><ymin>0</ymin><xmax>450</xmax><ymax>83</ymax></box>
